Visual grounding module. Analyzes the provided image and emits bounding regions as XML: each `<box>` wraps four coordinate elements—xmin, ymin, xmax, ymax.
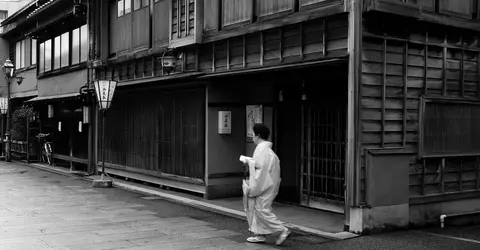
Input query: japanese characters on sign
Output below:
<box><xmin>246</xmin><ymin>105</ymin><xmax>263</xmax><ymax>138</ymax></box>
<box><xmin>218</xmin><ymin>111</ymin><xmax>232</xmax><ymax>134</ymax></box>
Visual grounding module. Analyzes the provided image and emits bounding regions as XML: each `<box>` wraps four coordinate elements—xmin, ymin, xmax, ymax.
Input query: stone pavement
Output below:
<box><xmin>0</xmin><ymin>162</ymin><xmax>331</xmax><ymax>250</ymax></box>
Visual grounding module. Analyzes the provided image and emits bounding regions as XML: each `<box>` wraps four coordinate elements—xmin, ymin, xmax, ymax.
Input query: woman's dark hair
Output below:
<box><xmin>253</xmin><ymin>123</ymin><xmax>270</xmax><ymax>140</ymax></box>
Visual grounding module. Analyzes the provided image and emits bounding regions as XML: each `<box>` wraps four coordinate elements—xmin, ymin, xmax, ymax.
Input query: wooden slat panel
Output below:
<box><xmin>256</xmin><ymin>0</ymin><xmax>294</xmax><ymax>19</ymax></box>
<box><xmin>154</xmin><ymin>0</ymin><xmax>170</xmax><ymax>45</ymax></box>
<box><xmin>204</xmin><ymin>0</ymin><xmax>219</xmax><ymax>32</ymax></box>
<box><xmin>132</xmin><ymin>7</ymin><xmax>150</xmax><ymax>49</ymax></box>
<box><xmin>222</xmin><ymin>0</ymin><xmax>252</xmax><ymax>27</ymax></box>
<box><xmin>439</xmin><ymin>0</ymin><xmax>474</xmax><ymax>17</ymax></box>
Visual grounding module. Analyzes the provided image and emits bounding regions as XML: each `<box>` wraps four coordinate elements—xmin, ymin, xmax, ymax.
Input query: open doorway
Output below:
<box><xmin>275</xmin><ymin>64</ymin><xmax>348</xmax><ymax>214</ymax></box>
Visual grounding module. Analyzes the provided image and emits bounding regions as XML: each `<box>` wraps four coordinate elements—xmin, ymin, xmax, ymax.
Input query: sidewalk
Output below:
<box><xmin>25</xmin><ymin>162</ymin><xmax>357</xmax><ymax>241</ymax></box>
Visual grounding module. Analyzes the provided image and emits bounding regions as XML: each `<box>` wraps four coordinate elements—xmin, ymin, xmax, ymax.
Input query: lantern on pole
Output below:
<box><xmin>92</xmin><ymin>80</ymin><xmax>117</xmax><ymax>188</ymax></box>
<box><xmin>94</xmin><ymin>80</ymin><xmax>117</xmax><ymax>110</ymax></box>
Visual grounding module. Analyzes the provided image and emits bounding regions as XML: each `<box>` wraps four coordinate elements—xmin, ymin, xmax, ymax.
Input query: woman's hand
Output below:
<box><xmin>242</xmin><ymin>180</ymin><xmax>250</xmax><ymax>193</ymax></box>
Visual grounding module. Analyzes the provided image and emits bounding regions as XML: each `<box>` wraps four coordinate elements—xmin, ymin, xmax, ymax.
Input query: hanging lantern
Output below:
<box><xmin>48</xmin><ymin>104</ymin><xmax>54</xmax><ymax>118</ymax></box>
<box><xmin>160</xmin><ymin>49</ymin><xmax>177</xmax><ymax>75</ymax></box>
<box><xmin>94</xmin><ymin>80</ymin><xmax>118</xmax><ymax>110</ymax></box>
<box><xmin>82</xmin><ymin>106</ymin><xmax>90</xmax><ymax>124</ymax></box>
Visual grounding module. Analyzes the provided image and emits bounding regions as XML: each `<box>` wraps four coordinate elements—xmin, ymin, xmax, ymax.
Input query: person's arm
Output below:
<box><xmin>245</xmin><ymin>149</ymin><xmax>274</xmax><ymax>197</ymax></box>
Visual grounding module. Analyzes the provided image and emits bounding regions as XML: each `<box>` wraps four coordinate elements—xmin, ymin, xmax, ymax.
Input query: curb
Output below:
<box><xmin>18</xmin><ymin>161</ymin><xmax>359</xmax><ymax>241</ymax></box>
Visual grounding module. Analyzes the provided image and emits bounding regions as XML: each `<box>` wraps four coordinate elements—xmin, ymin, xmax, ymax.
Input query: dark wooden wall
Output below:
<box><xmin>361</xmin><ymin>13</ymin><xmax>480</xmax><ymax>202</ymax></box>
<box><xmin>99</xmin><ymin>87</ymin><xmax>205</xmax><ymax>180</ymax></box>
<box><xmin>100</xmin><ymin>14</ymin><xmax>349</xmax><ymax>82</ymax></box>
<box><xmin>109</xmin><ymin>1</ymin><xmax>152</xmax><ymax>54</ymax></box>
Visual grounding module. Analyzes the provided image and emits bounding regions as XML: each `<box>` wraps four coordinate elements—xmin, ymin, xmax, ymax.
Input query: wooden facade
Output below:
<box><xmin>361</xmin><ymin>11</ymin><xmax>480</xmax><ymax>205</ymax></box>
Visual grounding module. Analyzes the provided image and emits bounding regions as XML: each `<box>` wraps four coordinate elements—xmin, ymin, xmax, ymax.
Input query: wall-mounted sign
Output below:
<box><xmin>218</xmin><ymin>111</ymin><xmax>232</xmax><ymax>134</ymax></box>
<box><xmin>246</xmin><ymin>105</ymin><xmax>263</xmax><ymax>138</ymax></box>
<box><xmin>78</xmin><ymin>121</ymin><xmax>83</xmax><ymax>133</ymax></box>
<box><xmin>58</xmin><ymin>121</ymin><xmax>62</xmax><ymax>132</ymax></box>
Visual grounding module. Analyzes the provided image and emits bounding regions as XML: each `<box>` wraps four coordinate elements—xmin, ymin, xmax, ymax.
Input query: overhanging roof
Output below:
<box><xmin>25</xmin><ymin>92</ymin><xmax>81</xmax><ymax>103</ymax></box>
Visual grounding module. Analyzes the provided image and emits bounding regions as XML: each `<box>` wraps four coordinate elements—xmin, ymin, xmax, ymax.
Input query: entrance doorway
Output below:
<box><xmin>275</xmin><ymin>64</ymin><xmax>347</xmax><ymax>214</ymax></box>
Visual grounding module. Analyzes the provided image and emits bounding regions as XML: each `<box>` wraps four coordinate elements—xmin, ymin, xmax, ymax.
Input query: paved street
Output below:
<box><xmin>1</xmin><ymin>161</ymin><xmax>480</xmax><ymax>250</ymax></box>
<box><xmin>0</xmin><ymin>162</ymin><xmax>330</xmax><ymax>250</ymax></box>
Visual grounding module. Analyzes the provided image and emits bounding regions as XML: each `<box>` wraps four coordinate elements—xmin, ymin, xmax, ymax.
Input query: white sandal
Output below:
<box><xmin>247</xmin><ymin>235</ymin><xmax>267</xmax><ymax>243</ymax></box>
<box><xmin>276</xmin><ymin>228</ymin><xmax>291</xmax><ymax>245</ymax></box>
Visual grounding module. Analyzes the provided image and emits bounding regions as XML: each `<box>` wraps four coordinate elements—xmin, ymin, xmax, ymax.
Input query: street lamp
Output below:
<box><xmin>92</xmin><ymin>80</ymin><xmax>117</xmax><ymax>188</ymax></box>
<box><xmin>2</xmin><ymin>59</ymin><xmax>14</xmax><ymax>162</ymax></box>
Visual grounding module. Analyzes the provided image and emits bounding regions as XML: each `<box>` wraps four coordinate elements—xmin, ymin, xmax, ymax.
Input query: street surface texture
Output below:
<box><xmin>1</xmin><ymin>161</ymin><xmax>480</xmax><ymax>249</ymax></box>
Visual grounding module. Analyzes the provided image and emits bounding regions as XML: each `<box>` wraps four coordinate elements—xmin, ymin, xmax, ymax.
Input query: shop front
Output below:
<box><xmin>205</xmin><ymin>62</ymin><xmax>349</xmax><ymax>214</ymax></box>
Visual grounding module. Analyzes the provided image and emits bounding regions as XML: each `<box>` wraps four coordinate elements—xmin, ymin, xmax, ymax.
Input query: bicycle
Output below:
<box><xmin>36</xmin><ymin>133</ymin><xmax>52</xmax><ymax>165</ymax></box>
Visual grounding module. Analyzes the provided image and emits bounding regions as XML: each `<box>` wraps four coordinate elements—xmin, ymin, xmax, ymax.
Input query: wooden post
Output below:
<box><xmin>346</xmin><ymin>0</ymin><xmax>363</xmax><ymax>230</ymax></box>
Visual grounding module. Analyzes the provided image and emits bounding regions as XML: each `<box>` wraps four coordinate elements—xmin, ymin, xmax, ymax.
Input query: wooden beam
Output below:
<box><xmin>477</xmin><ymin>52</ymin><xmax>480</xmax><ymax>99</ymax></box>
<box><xmin>460</xmin><ymin>49</ymin><xmax>465</xmax><ymax>97</ymax></box>
<box><xmin>260</xmin><ymin>32</ymin><xmax>264</xmax><ymax>66</ymax></box>
<box><xmin>242</xmin><ymin>36</ymin><xmax>246</xmax><ymax>68</ymax></box>
<box><xmin>202</xmin><ymin>3</ymin><xmax>345</xmax><ymax>43</ymax></box>
<box><xmin>323</xmin><ymin>18</ymin><xmax>327</xmax><ymax>56</ymax></box>
<box><xmin>346</xmin><ymin>0</ymin><xmax>363</xmax><ymax>208</ymax></box>
<box><xmin>424</xmin><ymin>30</ymin><xmax>428</xmax><ymax>95</ymax></box>
<box><xmin>442</xmin><ymin>45</ymin><xmax>447</xmax><ymax>96</ymax></box>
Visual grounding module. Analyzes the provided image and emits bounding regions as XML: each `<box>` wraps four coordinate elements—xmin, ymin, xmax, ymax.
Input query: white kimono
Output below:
<box><xmin>243</xmin><ymin>141</ymin><xmax>286</xmax><ymax>235</ymax></box>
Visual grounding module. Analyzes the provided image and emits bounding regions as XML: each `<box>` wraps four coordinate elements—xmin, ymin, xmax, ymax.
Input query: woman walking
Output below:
<box><xmin>241</xmin><ymin>123</ymin><xmax>291</xmax><ymax>245</ymax></box>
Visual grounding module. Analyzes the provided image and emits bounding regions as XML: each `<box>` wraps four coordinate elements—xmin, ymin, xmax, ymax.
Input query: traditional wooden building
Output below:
<box><xmin>0</xmin><ymin>0</ymin><xmax>474</xmax><ymax>235</ymax></box>
<box><xmin>1</xmin><ymin>0</ymin><xmax>93</xmax><ymax>171</ymax></box>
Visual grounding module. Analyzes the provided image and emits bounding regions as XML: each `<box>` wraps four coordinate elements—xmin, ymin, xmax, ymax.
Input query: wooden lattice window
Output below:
<box><xmin>419</xmin><ymin>97</ymin><xmax>480</xmax><ymax>158</ymax></box>
<box><xmin>171</xmin><ymin>0</ymin><xmax>195</xmax><ymax>39</ymax></box>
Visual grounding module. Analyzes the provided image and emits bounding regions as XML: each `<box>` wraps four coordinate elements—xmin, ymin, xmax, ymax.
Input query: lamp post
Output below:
<box><xmin>92</xmin><ymin>80</ymin><xmax>117</xmax><ymax>188</ymax></box>
<box><xmin>2</xmin><ymin>59</ymin><xmax>14</xmax><ymax>162</ymax></box>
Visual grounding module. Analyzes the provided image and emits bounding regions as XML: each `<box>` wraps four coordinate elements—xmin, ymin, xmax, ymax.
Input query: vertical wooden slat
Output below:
<box><xmin>260</xmin><ymin>31</ymin><xmax>264</xmax><ymax>66</ymax></box>
<box><xmin>306</xmin><ymin>106</ymin><xmax>311</xmax><ymax>203</ymax></box>
<box><xmin>242</xmin><ymin>36</ymin><xmax>246</xmax><ymax>68</ymax></box>
<box><xmin>300</xmin><ymin>104</ymin><xmax>305</xmax><ymax>204</ymax></box>
<box><xmin>195</xmin><ymin>47</ymin><xmax>199</xmax><ymax>71</ymax></box>
<box><xmin>300</xmin><ymin>23</ymin><xmax>304</xmax><ymax>60</ymax></box>
<box><xmin>322</xmin><ymin>18</ymin><xmax>327</xmax><ymax>56</ymax></box>
<box><xmin>212</xmin><ymin>43</ymin><xmax>215</xmax><ymax>72</ymax></box>
<box><xmin>226</xmin><ymin>39</ymin><xmax>230</xmax><ymax>70</ymax></box>
<box><xmin>459</xmin><ymin>158</ymin><xmax>463</xmax><ymax>191</ymax></box>
<box><xmin>381</xmin><ymin>39</ymin><xmax>386</xmax><ymax>147</ymax></box>
<box><xmin>422</xmin><ymin>159</ymin><xmax>426</xmax><ymax>195</ymax></box>
<box><xmin>477</xmin><ymin>51</ymin><xmax>480</xmax><ymax>99</ymax></box>
<box><xmin>424</xmin><ymin>31</ymin><xmax>429</xmax><ymax>95</ymax></box>
<box><xmin>185</xmin><ymin>0</ymin><xmax>189</xmax><ymax>36</ymax></box>
<box><xmin>477</xmin><ymin>156</ymin><xmax>480</xmax><ymax>190</ymax></box>
<box><xmin>403</xmin><ymin>42</ymin><xmax>408</xmax><ymax>147</ymax></box>
<box><xmin>177</xmin><ymin>0</ymin><xmax>181</xmax><ymax>39</ymax></box>
<box><xmin>442</xmin><ymin>34</ymin><xmax>447</xmax><ymax>95</ymax></box>
<box><xmin>441</xmin><ymin>158</ymin><xmax>445</xmax><ymax>193</ymax></box>
<box><xmin>460</xmin><ymin>49</ymin><xmax>465</xmax><ymax>97</ymax></box>
<box><xmin>279</xmin><ymin>29</ymin><xmax>283</xmax><ymax>62</ymax></box>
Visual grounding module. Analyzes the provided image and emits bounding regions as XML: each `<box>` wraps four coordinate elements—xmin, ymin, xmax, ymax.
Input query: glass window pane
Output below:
<box><xmin>54</xmin><ymin>36</ymin><xmax>61</xmax><ymax>69</ymax></box>
<box><xmin>118</xmin><ymin>0</ymin><xmax>124</xmax><ymax>16</ymax></box>
<box><xmin>125</xmin><ymin>0</ymin><xmax>131</xmax><ymax>14</ymax></box>
<box><xmin>31</xmin><ymin>39</ymin><xmax>37</xmax><ymax>65</ymax></box>
<box><xmin>20</xmin><ymin>40</ymin><xmax>25</xmax><ymax>68</ymax></box>
<box><xmin>142</xmin><ymin>0</ymin><xmax>148</xmax><ymax>7</ymax></box>
<box><xmin>39</xmin><ymin>42</ymin><xmax>44</xmax><ymax>73</ymax></box>
<box><xmin>15</xmin><ymin>41</ymin><xmax>20</xmax><ymax>69</ymax></box>
<box><xmin>45</xmin><ymin>39</ymin><xmax>52</xmax><ymax>72</ymax></box>
<box><xmin>134</xmin><ymin>0</ymin><xmax>141</xmax><ymax>10</ymax></box>
<box><xmin>80</xmin><ymin>25</ymin><xmax>88</xmax><ymax>62</ymax></box>
<box><xmin>61</xmin><ymin>32</ymin><xmax>69</xmax><ymax>67</ymax></box>
<box><xmin>72</xmin><ymin>28</ymin><xmax>80</xmax><ymax>65</ymax></box>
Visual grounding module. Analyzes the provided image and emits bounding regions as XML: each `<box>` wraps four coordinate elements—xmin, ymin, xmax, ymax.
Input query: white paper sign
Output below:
<box><xmin>246</xmin><ymin>105</ymin><xmax>263</xmax><ymax>138</ymax></box>
<box><xmin>218</xmin><ymin>111</ymin><xmax>232</xmax><ymax>134</ymax></box>
<box><xmin>58</xmin><ymin>121</ymin><xmax>62</xmax><ymax>132</ymax></box>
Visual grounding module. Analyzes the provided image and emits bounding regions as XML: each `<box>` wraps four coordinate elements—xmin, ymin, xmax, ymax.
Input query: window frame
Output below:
<box><xmin>419</xmin><ymin>96</ymin><xmax>480</xmax><ymax>158</ymax></box>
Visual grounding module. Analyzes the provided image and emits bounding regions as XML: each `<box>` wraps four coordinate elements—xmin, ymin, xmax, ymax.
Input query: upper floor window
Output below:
<box><xmin>118</xmin><ymin>0</ymin><xmax>132</xmax><ymax>17</ymax></box>
<box><xmin>15</xmin><ymin>37</ymin><xmax>37</xmax><ymax>70</ymax></box>
<box><xmin>38</xmin><ymin>24</ymin><xmax>88</xmax><ymax>74</ymax></box>
<box><xmin>0</xmin><ymin>10</ymin><xmax>7</xmax><ymax>22</ymax></box>
<box><xmin>133</xmin><ymin>0</ymin><xmax>149</xmax><ymax>10</ymax></box>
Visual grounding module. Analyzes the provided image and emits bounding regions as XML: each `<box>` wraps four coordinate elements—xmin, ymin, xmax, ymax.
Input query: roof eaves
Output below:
<box><xmin>1</xmin><ymin>0</ymin><xmax>38</xmax><ymax>25</ymax></box>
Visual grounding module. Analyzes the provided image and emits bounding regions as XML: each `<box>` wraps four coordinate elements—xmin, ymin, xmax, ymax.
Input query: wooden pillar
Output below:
<box><xmin>346</xmin><ymin>0</ymin><xmax>363</xmax><ymax>231</ymax></box>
